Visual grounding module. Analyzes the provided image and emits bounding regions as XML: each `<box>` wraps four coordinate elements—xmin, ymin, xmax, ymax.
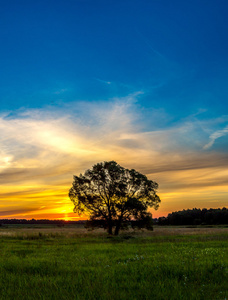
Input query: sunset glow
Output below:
<box><xmin>1</xmin><ymin>0</ymin><xmax>227</xmax><ymax>220</ymax></box>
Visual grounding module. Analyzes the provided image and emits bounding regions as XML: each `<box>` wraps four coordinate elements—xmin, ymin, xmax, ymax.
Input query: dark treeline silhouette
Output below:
<box><xmin>0</xmin><ymin>219</ymin><xmax>86</xmax><ymax>226</ymax></box>
<box><xmin>1</xmin><ymin>208</ymin><xmax>227</xmax><ymax>226</ymax></box>
<box><xmin>157</xmin><ymin>208</ymin><xmax>228</xmax><ymax>225</ymax></box>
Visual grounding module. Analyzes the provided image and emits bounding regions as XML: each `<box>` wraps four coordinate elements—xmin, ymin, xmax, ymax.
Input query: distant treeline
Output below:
<box><xmin>0</xmin><ymin>208</ymin><xmax>227</xmax><ymax>226</ymax></box>
<box><xmin>157</xmin><ymin>208</ymin><xmax>228</xmax><ymax>225</ymax></box>
<box><xmin>0</xmin><ymin>219</ymin><xmax>86</xmax><ymax>225</ymax></box>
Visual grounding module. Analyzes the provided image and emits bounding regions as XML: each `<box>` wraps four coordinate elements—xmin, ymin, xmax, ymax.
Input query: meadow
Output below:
<box><xmin>0</xmin><ymin>225</ymin><xmax>227</xmax><ymax>300</ymax></box>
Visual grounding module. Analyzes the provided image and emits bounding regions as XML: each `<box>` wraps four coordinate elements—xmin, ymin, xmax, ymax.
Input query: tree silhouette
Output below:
<box><xmin>69</xmin><ymin>161</ymin><xmax>160</xmax><ymax>235</ymax></box>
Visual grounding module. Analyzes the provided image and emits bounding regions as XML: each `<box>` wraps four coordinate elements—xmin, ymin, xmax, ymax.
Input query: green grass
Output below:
<box><xmin>0</xmin><ymin>228</ymin><xmax>227</xmax><ymax>300</ymax></box>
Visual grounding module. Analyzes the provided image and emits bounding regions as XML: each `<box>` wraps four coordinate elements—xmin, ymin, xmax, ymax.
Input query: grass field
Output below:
<box><xmin>0</xmin><ymin>225</ymin><xmax>227</xmax><ymax>300</ymax></box>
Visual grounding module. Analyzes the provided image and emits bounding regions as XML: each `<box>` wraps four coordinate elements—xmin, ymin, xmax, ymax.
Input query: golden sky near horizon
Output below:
<box><xmin>0</xmin><ymin>97</ymin><xmax>227</xmax><ymax>220</ymax></box>
<box><xmin>1</xmin><ymin>0</ymin><xmax>228</xmax><ymax>221</ymax></box>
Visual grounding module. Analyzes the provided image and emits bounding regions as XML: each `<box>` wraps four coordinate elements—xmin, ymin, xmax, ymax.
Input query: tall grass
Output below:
<box><xmin>0</xmin><ymin>228</ymin><xmax>227</xmax><ymax>300</ymax></box>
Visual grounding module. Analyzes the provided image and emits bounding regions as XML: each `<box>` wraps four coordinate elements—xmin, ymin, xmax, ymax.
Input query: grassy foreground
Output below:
<box><xmin>0</xmin><ymin>226</ymin><xmax>227</xmax><ymax>300</ymax></box>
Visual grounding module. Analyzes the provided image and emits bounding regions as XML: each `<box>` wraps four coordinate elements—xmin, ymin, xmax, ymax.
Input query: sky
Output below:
<box><xmin>0</xmin><ymin>0</ymin><xmax>228</xmax><ymax>220</ymax></box>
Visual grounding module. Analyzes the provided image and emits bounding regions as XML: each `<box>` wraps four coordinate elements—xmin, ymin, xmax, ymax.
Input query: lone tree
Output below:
<box><xmin>69</xmin><ymin>161</ymin><xmax>160</xmax><ymax>235</ymax></box>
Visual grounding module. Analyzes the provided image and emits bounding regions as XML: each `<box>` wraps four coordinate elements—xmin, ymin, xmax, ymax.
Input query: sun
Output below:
<box><xmin>63</xmin><ymin>213</ymin><xmax>70</xmax><ymax>221</ymax></box>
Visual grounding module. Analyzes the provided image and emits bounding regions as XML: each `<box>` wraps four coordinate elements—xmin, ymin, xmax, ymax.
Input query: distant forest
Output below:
<box><xmin>0</xmin><ymin>219</ymin><xmax>85</xmax><ymax>225</ymax></box>
<box><xmin>0</xmin><ymin>208</ymin><xmax>227</xmax><ymax>226</ymax></box>
<box><xmin>157</xmin><ymin>208</ymin><xmax>228</xmax><ymax>225</ymax></box>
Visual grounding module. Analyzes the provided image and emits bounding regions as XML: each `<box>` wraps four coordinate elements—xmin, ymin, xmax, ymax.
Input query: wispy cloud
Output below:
<box><xmin>0</xmin><ymin>95</ymin><xmax>227</xmax><ymax>218</ymax></box>
<box><xmin>135</xmin><ymin>28</ymin><xmax>165</xmax><ymax>59</ymax></box>
<box><xmin>203</xmin><ymin>125</ymin><xmax>228</xmax><ymax>149</ymax></box>
<box><xmin>95</xmin><ymin>78</ymin><xmax>112</xmax><ymax>85</ymax></box>
<box><xmin>53</xmin><ymin>88</ymin><xmax>68</xmax><ymax>95</ymax></box>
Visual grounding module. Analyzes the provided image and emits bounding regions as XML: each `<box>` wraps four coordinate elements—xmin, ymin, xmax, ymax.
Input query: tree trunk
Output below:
<box><xmin>107</xmin><ymin>205</ymin><xmax>113</xmax><ymax>235</ymax></box>
<box><xmin>108</xmin><ymin>225</ymin><xmax>113</xmax><ymax>235</ymax></box>
<box><xmin>114</xmin><ymin>224</ymin><xmax>120</xmax><ymax>235</ymax></box>
<box><xmin>107</xmin><ymin>217</ymin><xmax>113</xmax><ymax>235</ymax></box>
<box><xmin>114</xmin><ymin>215</ymin><xmax>123</xmax><ymax>235</ymax></box>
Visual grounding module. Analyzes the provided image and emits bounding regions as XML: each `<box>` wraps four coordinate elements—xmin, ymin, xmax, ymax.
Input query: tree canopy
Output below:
<box><xmin>69</xmin><ymin>161</ymin><xmax>160</xmax><ymax>235</ymax></box>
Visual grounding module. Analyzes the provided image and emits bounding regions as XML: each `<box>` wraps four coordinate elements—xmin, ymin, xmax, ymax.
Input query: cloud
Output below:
<box><xmin>53</xmin><ymin>88</ymin><xmax>68</xmax><ymax>95</ymax></box>
<box><xmin>0</xmin><ymin>95</ymin><xmax>228</xmax><ymax>218</ymax></box>
<box><xmin>135</xmin><ymin>28</ymin><xmax>165</xmax><ymax>59</ymax></box>
<box><xmin>0</xmin><ymin>208</ymin><xmax>36</xmax><ymax>217</ymax></box>
<box><xmin>96</xmin><ymin>78</ymin><xmax>112</xmax><ymax>85</ymax></box>
<box><xmin>203</xmin><ymin>125</ymin><xmax>228</xmax><ymax>149</ymax></box>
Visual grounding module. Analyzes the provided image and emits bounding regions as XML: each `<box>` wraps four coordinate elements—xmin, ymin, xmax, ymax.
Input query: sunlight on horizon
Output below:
<box><xmin>1</xmin><ymin>105</ymin><xmax>227</xmax><ymax>221</ymax></box>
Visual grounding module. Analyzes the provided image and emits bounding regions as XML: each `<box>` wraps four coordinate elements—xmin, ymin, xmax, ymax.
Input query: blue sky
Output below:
<box><xmin>0</xmin><ymin>0</ymin><xmax>228</xmax><ymax>219</ymax></box>
<box><xmin>1</xmin><ymin>0</ymin><xmax>228</xmax><ymax>114</ymax></box>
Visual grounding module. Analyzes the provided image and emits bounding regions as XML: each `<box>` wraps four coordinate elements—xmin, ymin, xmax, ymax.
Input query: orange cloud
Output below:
<box><xmin>0</xmin><ymin>98</ymin><xmax>227</xmax><ymax>219</ymax></box>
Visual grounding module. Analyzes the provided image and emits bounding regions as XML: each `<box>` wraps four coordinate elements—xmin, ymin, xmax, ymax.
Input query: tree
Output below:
<box><xmin>157</xmin><ymin>208</ymin><xmax>228</xmax><ymax>226</ymax></box>
<box><xmin>69</xmin><ymin>161</ymin><xmax>160</xmax><ymax>235</ymax></box>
